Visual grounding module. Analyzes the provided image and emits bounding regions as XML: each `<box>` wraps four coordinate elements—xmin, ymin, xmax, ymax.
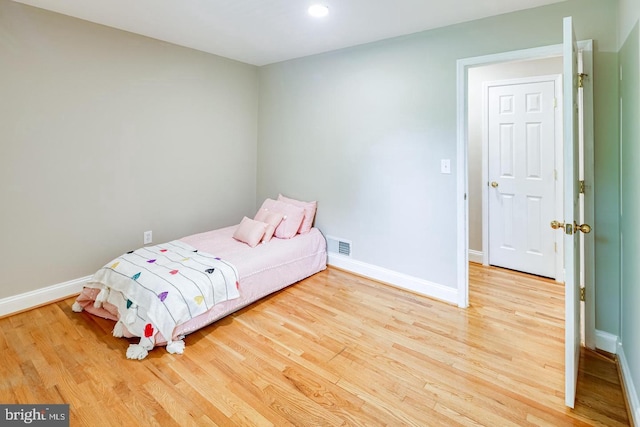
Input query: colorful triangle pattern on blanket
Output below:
<box><xmin>89</xmin><ymin>240</ymin><xmax>240</xmax><ymax>350</ymax></box>
<box><xmin>144</xmin><ymin>323</ymin><xmax>154</xmax><ymax>338</ymax></box>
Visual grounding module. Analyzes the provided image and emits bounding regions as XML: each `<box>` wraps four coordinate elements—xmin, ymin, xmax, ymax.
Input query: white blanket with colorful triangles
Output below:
<box><xmin>77</xmin><ymin>240</ymin><xmax>239</xmax><ymax>359</ymax></box>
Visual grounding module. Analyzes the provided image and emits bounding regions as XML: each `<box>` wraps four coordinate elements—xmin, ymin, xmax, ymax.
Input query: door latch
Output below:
<box><xmin>550</xmin><ymin>220</ymin><xmax>573</xmax><ymax>235</ymax></box>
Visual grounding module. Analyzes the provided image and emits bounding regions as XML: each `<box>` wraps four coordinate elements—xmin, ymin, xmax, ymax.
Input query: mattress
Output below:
<box><xmin>176</xmin><ymin>225</ymin><xmax>327</xmax><ymax>339</ymax></box>
<box><xmin>74</xmin><ymin>225</ymin><xmax>327</xmax><ymax>357</ymax></box>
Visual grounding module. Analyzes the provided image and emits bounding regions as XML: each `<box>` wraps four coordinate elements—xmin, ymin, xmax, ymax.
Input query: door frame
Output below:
<box><xmin>456</xmin><ymin>40</ymin><xmax>595</xmax><ymax>349</ymax></box>
<box><xmin>481</xmin><ymin>74</ymin><xmax>564</xmax><ymax>282</ymax></box>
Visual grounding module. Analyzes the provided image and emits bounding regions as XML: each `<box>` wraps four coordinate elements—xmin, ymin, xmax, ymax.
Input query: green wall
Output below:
<box><xmin>258</xmin><ymin>0</ymin><xmax>620</xmax><ymax>334</ymax></box>
<box><xmin>619</xmin><ymin>21</ymin><xmax>640</xmax><ymax>418</ymax></box>
<box><xmin>594</xmin><ymin>49</ymin><xmax>622</xmax><ymax>335</ymax></box>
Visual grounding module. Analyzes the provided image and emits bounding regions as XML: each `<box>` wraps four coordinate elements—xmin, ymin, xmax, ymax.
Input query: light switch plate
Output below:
<box><xmin>441</xmin><ymin>159</ymin><xmax>451</xmax><ymax>174</ymax></box>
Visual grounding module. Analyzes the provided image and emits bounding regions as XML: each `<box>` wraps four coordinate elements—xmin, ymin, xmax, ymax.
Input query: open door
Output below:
<box><xmin>559</xmin><ymin>16</ymin><xmax>592</xmax><ymax>409</ymax></box>
<box><xmin>455</xmin><ymin>16</ymin><xmax>596</xmax><ymax>409</ymax></box>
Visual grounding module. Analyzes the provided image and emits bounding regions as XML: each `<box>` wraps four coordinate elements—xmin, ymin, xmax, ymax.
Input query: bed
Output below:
<box><xmin>73</xmin><ymin>195</ymin><xmax>327</xmax><ymax>360</ymax></box>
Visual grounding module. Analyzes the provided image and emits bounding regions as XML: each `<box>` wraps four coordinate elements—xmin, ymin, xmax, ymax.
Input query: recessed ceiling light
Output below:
<box><xmin>308</xmin><ymin>4</ymin><xmax>329</xmax><ymax>18</ymax></box>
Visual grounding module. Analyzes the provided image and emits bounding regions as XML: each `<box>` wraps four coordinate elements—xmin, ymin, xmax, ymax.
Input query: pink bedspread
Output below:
<box><xmin>76</xmin><ymin>225</ymin><xmax>327</xmax><ymax>345</ymax></box>
<box><xmin>174</xmin><ymin>226</ymin><xmax>327</xmax><ymax>338</ymax></box>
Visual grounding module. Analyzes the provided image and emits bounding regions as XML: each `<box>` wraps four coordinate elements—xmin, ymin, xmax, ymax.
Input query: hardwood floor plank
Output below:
<box><xmin>0</xmin><ymin>264</ymin><xmax>629</xmax><ymax>426</ymax></box>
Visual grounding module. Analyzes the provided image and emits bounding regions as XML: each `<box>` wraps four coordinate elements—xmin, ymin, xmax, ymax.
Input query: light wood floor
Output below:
<box><xmin>0</xmin><ymin>264</ymin><xmax>629</xmax><ymax>426</ymax></box>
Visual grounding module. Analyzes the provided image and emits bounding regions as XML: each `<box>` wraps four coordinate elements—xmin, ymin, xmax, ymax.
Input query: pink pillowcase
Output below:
<box><xmin>254</xmin><ymin>209</ymin><xmax>284</xmax><ymax>243</ymax></box>
<box><xmin>232</xmin><ymin>216</ymin><xmax>268</xmax><ymax>247</ymax></box>
<box><xmin>259</xmin><ymin>198</ymin><xmax>305</xmax><ymax>239</ymax></box>
<box><xmin>278</xmin><ymin>194</ymin><xmax>317</xmax><ymax>234</ymax></box>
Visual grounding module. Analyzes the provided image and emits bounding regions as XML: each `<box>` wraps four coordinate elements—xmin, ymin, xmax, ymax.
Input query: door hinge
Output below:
<box><xmin>554</xmin><ymin>169</ymin><xmax>558</xmax><ymax>180</ymax></box>
<box><xmin>579</xmin><ymin>180</ymin><xmax>585</xmax><ymax>194</ymax></box>
<box><xmin>554</xmin><ymin>97</ymin><xmax>557</xmax><ymax>108</ymax></box>
<box><xmin>554</xmin><ymin>242</ymin><xmax>557</xmax><ymax>253</ymax></box>
<box><xmin>580</xmin><ymin>287</ymin><xmax>585</xmax><ymax>302</ymax></box>
<box><xmin>578</xmin><ymin>73</ymin><xmax>588</xmax><ymax>89</ymax></box>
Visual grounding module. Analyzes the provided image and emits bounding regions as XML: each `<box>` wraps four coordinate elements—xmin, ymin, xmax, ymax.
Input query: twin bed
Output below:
<box><xmin>73</xmin><ymin>195</ymin><xmax>327</xmax><ymax>359</ymax></box>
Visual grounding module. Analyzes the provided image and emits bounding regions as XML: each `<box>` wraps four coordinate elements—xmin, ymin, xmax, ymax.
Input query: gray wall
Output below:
<box><xmin>258</xmin><ymin>0</ymin><xmax>620</xmax><ymax>328</ymax></box>
<box><xmin>618</xmin><ymin>0</ymin><xmax>640</xmax><ymax>417</ymax></box>
<box><xmin>0</xmin><ymin>0</ymin><xmax>259</xmax><ymax>299</ymax></box>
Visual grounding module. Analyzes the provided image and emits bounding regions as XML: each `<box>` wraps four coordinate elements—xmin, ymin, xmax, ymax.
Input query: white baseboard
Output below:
<box><xmin>327</xmin><ymin>254</ymin><xmax>458</xmax><ymax>305</ymax></box>
<box><xmin>595</xmin><ymin>329</ymin><xmax>619</xmax><ymax>354</ymax></box>
<box><xmin>468</xmin><ymin>249</ymin><xmax>483</xmax><ymax>264</ymax></box>
<box><xmin>0</xmin><ymin>276</ymin><xmax>90</xmax><ymax>318</ymax></box>
<box><xmin>617</xmin><ymin>342</ymin><xmax>640</xmax><ymax>427</ymax></box>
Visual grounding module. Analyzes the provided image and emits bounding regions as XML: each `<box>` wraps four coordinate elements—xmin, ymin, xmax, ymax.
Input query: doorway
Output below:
<box><xmin>468</xmin><ymin>59</ymin><xmax>564</xmax><ymax>280</ymax></box>
<box><xmin>456</xmin><ymin>41</ymin><xmax>595</xmax><ymax>348</ymax></box>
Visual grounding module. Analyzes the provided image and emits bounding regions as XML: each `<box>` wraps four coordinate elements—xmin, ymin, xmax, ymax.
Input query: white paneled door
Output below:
<box><xmin>487</xmin><ymin>78</ymin><xmax>557</xmax><ymax>278</ymax></box>
<box><xmin>563</xmin><ymin>15</ymin><xmax>582</xmax><ymax>409</ymax></box>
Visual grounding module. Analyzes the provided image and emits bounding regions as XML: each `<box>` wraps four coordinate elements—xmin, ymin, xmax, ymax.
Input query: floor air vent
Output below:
<box><xmin>327</xmin><ymin>236</ymin><xmax>352</xmax><ymax>257</ymax></box>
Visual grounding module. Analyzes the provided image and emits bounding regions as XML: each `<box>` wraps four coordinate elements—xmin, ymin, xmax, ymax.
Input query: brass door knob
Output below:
<box><xmin>574</xmin><ymin>222</ymin><xmax>592</xmax><ymax>234</ymax></box>
<box><xmin>550</xmin><ymin>220</ymin><xmax>565</xmax><ymax>230</ymax></box>
<box><xmin>491</xmin><ymin>181</ymin><xmax>499</xmax><ymax>188</ymax></box>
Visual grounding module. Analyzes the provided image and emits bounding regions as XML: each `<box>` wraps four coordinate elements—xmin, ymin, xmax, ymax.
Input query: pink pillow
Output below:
<box><xmin>259</xmin><ymin>199</ymin><xmax>305</xmax><ymax>239</ymax></box>
<box><xmin>278</xmin><ymin>194</ymin><xmax>317</xmax><ymax>234</ymax></box>
<box><xmin>254</xmin><ymin>209</ymin><xmax>284</xmax><ymax>243</ymax></box>
<box><xmin>232</xmin><ymin>216</ymin><xmax>267</xmax><ymax>247</ymax></box>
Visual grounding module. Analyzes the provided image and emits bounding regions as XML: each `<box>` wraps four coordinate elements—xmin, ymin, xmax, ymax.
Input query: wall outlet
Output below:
<box><xmin>143</xmin><ymin>230</ymin><xmax>153</xmax><ymax>245</ymax></box>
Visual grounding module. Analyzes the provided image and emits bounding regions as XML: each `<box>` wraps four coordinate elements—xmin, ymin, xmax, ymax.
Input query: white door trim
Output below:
<box><xmin>456</xmin><ymin>40</ymin><xmax>593</xmax><ymax>315</ymax></box>
<box><xmin>481</xmin><ymin>74</ymin><xmax>564</xmax><ymax>281</ymax></box>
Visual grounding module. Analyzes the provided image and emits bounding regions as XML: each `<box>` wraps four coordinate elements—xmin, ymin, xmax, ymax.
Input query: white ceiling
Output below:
<box><xmin>13</xmin><ymin>0</ymin><xmax>567</xmax><ymax>66</ymax></box>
